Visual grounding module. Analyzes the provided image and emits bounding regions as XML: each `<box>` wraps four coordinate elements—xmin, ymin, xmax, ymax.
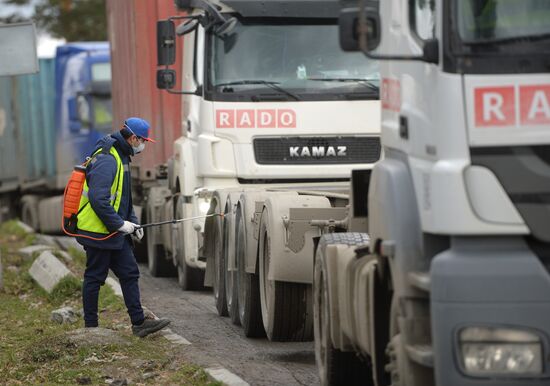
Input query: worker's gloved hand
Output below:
<box><xmin>118</xmin><ymin>220</ymin><xmax>137</xmax><ymax>234</ymax></box>
<box><xmin>133</xmin><ymin>227</ymin><xmax>144</xmax><ymax>241</ymax></box>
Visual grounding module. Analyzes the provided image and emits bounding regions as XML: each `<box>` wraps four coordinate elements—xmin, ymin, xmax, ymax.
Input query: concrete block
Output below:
<box><xmin>16</xmin><ymin>220</ymin><xmax>35</xmax><ymax>234</ymax></box>
<box><xmin>18</xmin><ymin>245</ymin><xmax>54</xmax><ymax>260</ymax></box>
<box><xmin>55</xmin><ymin>236</ymin><xmax>84</xmax><ymax>253</ymax></box>
<box><xmin>206</xmin><ymin>367</ymin><xmax>249</xmax><ymax>386</ymax></box>
<box><xmin>29</xmin><ymin>251</ymin><xmax>72</xmax><ymax>293</ymax></box>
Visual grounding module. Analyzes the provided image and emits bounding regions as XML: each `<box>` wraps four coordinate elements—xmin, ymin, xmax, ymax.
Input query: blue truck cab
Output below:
<box><xmin>0</xmin><ymin>42</ymin><xmax>112</xmax><ymax>232</ymax></box>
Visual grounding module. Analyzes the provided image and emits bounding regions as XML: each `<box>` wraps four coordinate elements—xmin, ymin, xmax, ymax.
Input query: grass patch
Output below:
<box><xmin>0</xmin><ymin>221</ymin><xmax>216</xmax><ymax>385</ymax></box>
<box><xmin>49</xmin><ymin>275</ymin><xmax>82</xmax><ymax>305</ymax></box>
<box><xmin>0</xmin><ymin>219</ymin><xmax>30</xmax><ymax>239</ymax></box>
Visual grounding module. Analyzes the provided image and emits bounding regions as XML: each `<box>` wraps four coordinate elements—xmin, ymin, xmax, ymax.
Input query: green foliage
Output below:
<box><xmin>3</xmin><ymin>0</ymin><xmax>108</xmax><ymax>42</ymax></box>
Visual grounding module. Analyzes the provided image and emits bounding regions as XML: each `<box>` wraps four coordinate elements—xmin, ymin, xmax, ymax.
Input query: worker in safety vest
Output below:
<box><xmin>76</xmin><ymin>117</ymin><xmax>171</xmax><ymax>337</ymax></box>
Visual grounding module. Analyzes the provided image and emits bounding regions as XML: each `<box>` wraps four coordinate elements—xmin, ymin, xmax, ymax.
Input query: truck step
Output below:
<box><xmin>406</xmin><ymin>344</ymin><xmax>434</xmax><ymax>367</ymax></box>
<box><xmin>408</xmin><ymin>271</ymin><xmax>430</xmax><ymax>292</ymax></box>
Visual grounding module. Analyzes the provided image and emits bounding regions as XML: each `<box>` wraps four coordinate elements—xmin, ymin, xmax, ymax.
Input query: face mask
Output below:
<box><xmin>132</xmin><ymin>142</ymin><xmax>145</xmax><ymax>154</ymax></box>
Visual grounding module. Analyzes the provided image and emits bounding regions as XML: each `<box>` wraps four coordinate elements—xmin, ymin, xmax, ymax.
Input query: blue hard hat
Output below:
<box><xmin>124</xmin><ymin>117</ymin><xmax>155</xmax><ymax>142</ymax></box>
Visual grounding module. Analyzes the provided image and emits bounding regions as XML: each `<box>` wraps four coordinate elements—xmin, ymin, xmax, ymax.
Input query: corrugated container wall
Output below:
<box><xmin>107</xmin><ymin>0</ymin><xmax>184</xmax><ymax>176</ymax></box>
<box><xmin>0</xmin><ymin>59</ymin><xmax>56</xmax><ymax>191</ymax></box>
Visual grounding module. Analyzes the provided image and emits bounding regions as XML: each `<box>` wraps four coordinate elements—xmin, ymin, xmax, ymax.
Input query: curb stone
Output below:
<box><xmin>205</xmin><ymin>367</ymin><xmax>249</xmax><ymax>386</ymax></box>
<box><xmin>29</xmin><ymin>251</ymin><xmax>73</xmax><ymax>292</ymax></box>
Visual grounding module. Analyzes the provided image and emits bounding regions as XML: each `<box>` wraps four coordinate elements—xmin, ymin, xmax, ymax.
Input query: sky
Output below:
<box><xmin>0</xmin><ymin>1</ymin><xmax>66</xmax><ymax>57</ymax></box>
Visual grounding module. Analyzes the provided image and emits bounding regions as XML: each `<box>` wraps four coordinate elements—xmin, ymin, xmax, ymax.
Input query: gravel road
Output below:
<box><xmin>138</xmin><ymin>265</ymin><xmax>320</xmax><ymax>386</ymax></box>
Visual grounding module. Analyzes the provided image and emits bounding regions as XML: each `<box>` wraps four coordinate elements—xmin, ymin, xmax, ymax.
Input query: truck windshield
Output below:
<box><xmin>208</xmin><ymin>20</ymin><xmax>379</xmax><ymax>101</ymax></box>
<box><xmin>457</xmin><ymin>0</ymin><xmax>550</xmax><ymax>45</ymax></box>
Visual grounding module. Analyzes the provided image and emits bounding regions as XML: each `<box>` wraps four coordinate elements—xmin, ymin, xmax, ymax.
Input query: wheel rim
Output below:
<box><xmin>314</xmin><ymin>262</ymin><xmax>328</xmax><ymax>382</ymax></box>
<box><xmin>213</xmin><ymin>217</ymin><xmax>222</xmax><ymax>301</ymax></box>
<box><xmin>260</xmin><ymin>229</ymin><xmax>272</xmax><ymax>324</ymax></box>
<box><xmin>237</xmin><ymin>213</ymin><xmax>247</xmax><ymax>322</ymax></box>
<box><xmin>223</xmin><ymin>212</ymin><xmax>233</xmax><ymax>306</ymax></box>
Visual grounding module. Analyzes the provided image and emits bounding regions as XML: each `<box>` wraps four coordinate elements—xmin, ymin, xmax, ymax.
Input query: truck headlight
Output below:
<box><xmin>459</xmin><ymin>327</ymin><xmax>543</xmax><ymax>376</ymax></box>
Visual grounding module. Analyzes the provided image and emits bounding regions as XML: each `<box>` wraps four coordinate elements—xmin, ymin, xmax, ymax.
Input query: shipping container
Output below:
<box><xmin>107</xmin><ymin>0</ymin><xmax>185</xmax><ymax>180</ymax></box>
<box><xmin>0</xmin><ymin>59</ymin><xmax>56</xmax><ymax>192</ymax></box>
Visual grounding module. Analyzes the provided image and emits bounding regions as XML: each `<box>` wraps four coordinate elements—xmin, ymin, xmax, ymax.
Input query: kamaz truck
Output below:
<box><xmin>313</xmin><ymin>0</ymin><xmax>550</xmax><ymax>385</ymax></box>
<box><xmin>133</xmin><ymin>0</ymin><xmax>383</xmax><ymax>342</ymax></box>
<box><xmin>0</xmin><ymin>42</ymin><xmax>112</xmax><ymax>233</ymax></box>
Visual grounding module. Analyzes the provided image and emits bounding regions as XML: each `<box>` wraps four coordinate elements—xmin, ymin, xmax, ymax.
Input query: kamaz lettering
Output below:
<box><xmin>289</xmin><ymin>146</ymin><xmax>347</xmax><ymax>158</ymax></box>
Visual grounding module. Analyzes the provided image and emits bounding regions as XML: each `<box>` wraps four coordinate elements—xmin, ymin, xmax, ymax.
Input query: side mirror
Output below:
<box><xmin>157</xmin><ymin>69</ymin><xmax>176</xmax><ymax>89</ymax></box>
<box><xmin>176</xmin><ymin>19</ymin><xmax>199</xmax><ymax>36</ymax></box>
<box><xmin>358</xmin><ymin>8</ymin><xmax>381</xmax><ymax>53</ymax></box>
<box><xmin>214</xmin><ymin>17</ymin><xmax>237</xmax><ymax>36</ymax></box>
<box><xmin>157</xmin><ymin>20</ymin><xmax>176</xmax><ymax>66</ymax></box>
<box><xmin>339</xmin><ymin>8</ymin><xmax>360</xmax><ymax>51</ymax></box>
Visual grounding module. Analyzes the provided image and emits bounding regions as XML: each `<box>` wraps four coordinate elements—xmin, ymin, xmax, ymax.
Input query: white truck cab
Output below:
<box><xmin>150</xmin><ymin>0</ymin><xmax>382</xmax><ymax>341</ymax></box>
<box><xmin>314</xmin><ymin>1</ymin><xmax>550</xmax><ymax>385</ymax></box>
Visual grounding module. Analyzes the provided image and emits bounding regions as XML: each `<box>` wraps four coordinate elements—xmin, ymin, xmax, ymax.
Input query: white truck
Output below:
<box><xmin>314</xmin><ymin>0</ymin><xmax>550</xmax><ymax>385</ymax></box>
<box><xmin>149</xmin><ymin>0</ymin><xmax>381</xmax><ymax>341</ymax></box>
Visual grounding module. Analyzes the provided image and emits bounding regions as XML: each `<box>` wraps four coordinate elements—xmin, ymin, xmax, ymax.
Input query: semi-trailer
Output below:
<box><xmin>0</xmin><ymin>42</ymin><xmax>112</xmax><ymax>233</ymax></box>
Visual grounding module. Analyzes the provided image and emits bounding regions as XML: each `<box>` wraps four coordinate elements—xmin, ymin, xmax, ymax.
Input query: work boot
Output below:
<box><xmin>132</xmin><ymin>317</ymin><xmax>171</xmax><ymax>338</ymax></box>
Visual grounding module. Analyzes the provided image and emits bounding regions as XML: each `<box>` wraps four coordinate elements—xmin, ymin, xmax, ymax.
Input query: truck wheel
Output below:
<box><xmin>314</xmin><ymin>233</ymin><xmax>373</xmax><ymax>386</ymax></box>
<box><xmin>236</xmin><ymin>206</ymin><xmax>265</xmax><ymax>337</ymax></box>
<box><xmin>146</xmin><ymin>203</ymin><xmax>173</xmax><ymax>277</ymax></box>
<box><xmin>223</xmin><ymin>204</ymin><xmax>240</xmax><ymax>325</ymax></box>
<box><xmin>258</xmin><ymin>207</ymin><xmax>313</xmax><ymax>341</ymax></box>
<box><xmin>213</xmin><ymin>212</ymin><xmax>228</xmax><ymax>316</ymax></box>
<box><xmin>21</xmin><ymin>195</ymin><xmax>40</xmax><ymax>232</ymax></box>
<box><xmin>175</xmin><ymin>196</ymin><xmax>204</xmax><ymax>290</ymax></box>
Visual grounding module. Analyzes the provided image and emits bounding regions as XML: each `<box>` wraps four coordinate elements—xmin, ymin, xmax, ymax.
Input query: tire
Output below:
<box><xmin>175</xmin><ymin>196</ymin><xmax>205</xmax><ymax>290</ymax></box>
<box><xmin>146</xmin><ymin>202</ymin><xmax>173</xmax><ymax>277</ymax></box>
<box><xmin>21</xmin><ymin>195</ymin><xmax>40</xmax><ymax>232</ymax></box>
<box><xmin>223</xmin><ymin>203</ymin><xmax>240</xmax><ymax>324</ymax></box>
<box><xmin>258</xmin><ymin>207</ymin><xmax>313</xmax><ymax>342</ymax></box>
<box><xmin>314</xmin><ymin>232</ymin><xmax>373</xmax><ymax>386</ymax></box>
<box><xmin>212</xmin><ymin>210</ymin><xmax>228</xmax><ymax>316</ymax></box>
<box><xmin>236</xmin><ymin>206</ymin><xmax>265</xmax><ymax>337</ymax></box>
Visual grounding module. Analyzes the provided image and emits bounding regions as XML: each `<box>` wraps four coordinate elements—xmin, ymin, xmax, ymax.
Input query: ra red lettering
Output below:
<box><xmin>520</xmin><ymin>85</ymin><xmax>550</xmax><ymax>125</ymax></box>
<box><xmin>474</xmin><ymin>86</ymin><xmax>515</xmax><ymax>127</ymax></box>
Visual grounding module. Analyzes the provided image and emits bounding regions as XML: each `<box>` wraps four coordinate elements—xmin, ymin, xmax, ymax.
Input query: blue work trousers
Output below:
<box><xmin>82</xmin><ymin>238</ymin><xmax>145</xmax><ymax>327</ymax></box>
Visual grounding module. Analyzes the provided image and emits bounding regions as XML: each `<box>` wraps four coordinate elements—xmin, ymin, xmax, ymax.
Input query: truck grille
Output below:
<box><xmin>253</xmin><ymin>136</ymin><xmax>381</xmax><ymax>165</ymax></box>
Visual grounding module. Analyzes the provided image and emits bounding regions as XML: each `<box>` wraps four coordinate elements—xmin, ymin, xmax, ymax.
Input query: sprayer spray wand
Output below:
<box><xmin>135</xmin><ymin>212</ymin><xmax>224</xmax><ymax>230</ymax></box>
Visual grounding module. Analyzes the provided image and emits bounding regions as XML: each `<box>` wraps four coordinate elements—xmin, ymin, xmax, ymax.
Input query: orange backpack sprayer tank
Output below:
<box><xmin>62</xmin><ymin>165</ymin><xmax>87</xmax><ymax>234</ymax></box>
<box><xmin>61</xmin><ymin>158</ymin><xmax>119</xmax><ymax>241</ymax></box>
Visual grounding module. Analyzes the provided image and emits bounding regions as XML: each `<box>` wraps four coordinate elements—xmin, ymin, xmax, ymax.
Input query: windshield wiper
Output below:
<box><xmin>306</xmin><ymin>77</ymin><xmax>379</xmax><ymax>93</ymax></box>
<box><xmin>464</xmin><ymin>33</ymin><xmax>550</xmax><ymax>45</ymax></box>
<box><xmin>215</xmin><ymin>80</ymin><xmax>301</xmax><ymax>101</ymax></box>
